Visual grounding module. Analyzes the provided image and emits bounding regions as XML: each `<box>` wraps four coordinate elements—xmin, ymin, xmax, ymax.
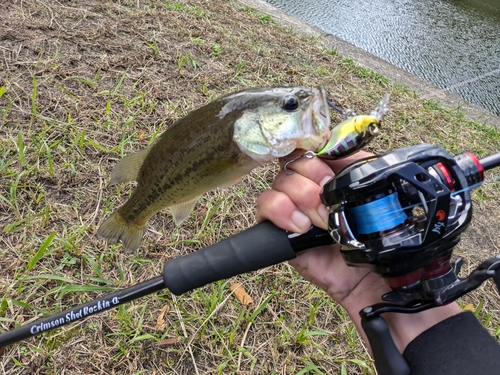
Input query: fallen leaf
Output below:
<box><xmin>230</xmin><ymin>283</ymin><xmax>253</xmax><ymax>305</ymax></box>
<box><xmin>157</xmin><ymin>338</ymin><xmax>180</xmax><ymax>346</ymax></box>
<box><xmin>155</xmin><ymin>305</ymin><xmax>170</xmax><ymax>331</ymax></box>
<box><xmin>138</xmin><ymin>129</ymin><xmax>145</xmax><ymax>143</ymax></box>
<box><xmin>463</xmin><ymin>303</ymin><xmax>476</xmax><ymax>312</ymax></box>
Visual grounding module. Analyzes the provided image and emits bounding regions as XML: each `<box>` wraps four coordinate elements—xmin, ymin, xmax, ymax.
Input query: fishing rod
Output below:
<box><xmin>0</xmin><ymin>221</ymin><xmax>331</xmax><ymax>348</ymax></box>
<box><xmin>2</xmin><ymin>144</ymin><xmax>500</xmax><ymax>375</ymax></box>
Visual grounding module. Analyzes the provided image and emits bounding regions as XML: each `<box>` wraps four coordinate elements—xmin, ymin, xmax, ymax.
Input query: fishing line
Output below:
<box><xmin>351</xmin><ymin>193</ymin><xmax>407</xmax><ymax>234</ymax></box>
<box><xmin>345</xmin><ymin>174</ymin><xmax>500</xmax><ymax>234</ymax></box>
<box><xmin>482</xmin><ymin>174</ymin><xmax>500</xmax><ymax>185</ymax></box>
<box><xmin>448</xmin><ymin>173</ymin><xmax>500</xmax><ymax>196</ymax></box>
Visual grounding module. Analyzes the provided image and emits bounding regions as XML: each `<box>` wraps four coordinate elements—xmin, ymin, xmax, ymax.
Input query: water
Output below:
<box><xmin>265</xmin><ymin>0</ymin><xmax>500</xmax><ymax>116</ymax></box>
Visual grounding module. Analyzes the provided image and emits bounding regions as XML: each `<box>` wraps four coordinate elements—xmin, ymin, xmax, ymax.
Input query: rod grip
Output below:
<box><xmin>163</xmin><ymin>222</ymin><xmax>296</xmax><ymax>295</ymax></box>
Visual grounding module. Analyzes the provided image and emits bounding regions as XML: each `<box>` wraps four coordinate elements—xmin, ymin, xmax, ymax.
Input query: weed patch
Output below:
<box><xmin>1</xmin><ymin>0</ymin><xmax>500</xmax><ymax>374</ymax></box>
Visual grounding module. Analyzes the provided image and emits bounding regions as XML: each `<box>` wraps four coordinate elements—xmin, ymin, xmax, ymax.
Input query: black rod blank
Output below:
<box><xmin>480</xmin><ymin>152</ymin><xmax>500</xmax><ymax>171</ymax></box>
<box><xmin>0</xmin><ymin>222</ymin><xmax>300</xmax><ymax>349</ymax></box>
<box><xmin>0</xmin><ymin>276</ymin><xmax>166</xmax><ymax>348</ymax></box>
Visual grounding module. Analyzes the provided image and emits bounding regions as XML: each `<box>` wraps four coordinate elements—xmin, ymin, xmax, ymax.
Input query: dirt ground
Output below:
<box><xmin>1</xmin><ymin>0</ymin><xmax>500</xmax><ymax>374</ymax></box>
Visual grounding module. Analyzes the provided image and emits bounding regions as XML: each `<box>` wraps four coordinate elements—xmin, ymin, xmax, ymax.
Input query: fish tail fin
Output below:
<box><xmin>97</xmin><ymin>211</ymin><xmax>146</xmax><ymax>252</ymax></box>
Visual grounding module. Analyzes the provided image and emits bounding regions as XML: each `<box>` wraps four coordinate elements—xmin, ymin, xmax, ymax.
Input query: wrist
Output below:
<box><xmin>337</xmin><ymin>272</ymin><xmax>463</xmax><ymax>353</ymax></box>
<box><xmin>383</xmin><ymin>303</ymin><xmax>462</xmax><ymax>352</ymax></box>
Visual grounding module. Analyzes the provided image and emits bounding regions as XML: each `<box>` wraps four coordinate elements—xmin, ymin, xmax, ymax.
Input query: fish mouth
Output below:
<box><xmin>316</xmin><ymin>87</ymin><xmax>331</xmax><ymax>126</ymax></box>
<box><xmin>299</xmin><ymin>87</ymin><xmax>331</xmax><ymax>150</ymax></box>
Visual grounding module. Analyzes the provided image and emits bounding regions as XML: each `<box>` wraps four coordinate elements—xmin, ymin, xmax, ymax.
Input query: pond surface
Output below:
<box><xmin>266</xmin><ymin>0</ymin><xmax>500</xmax><ymax>116</ymax></box>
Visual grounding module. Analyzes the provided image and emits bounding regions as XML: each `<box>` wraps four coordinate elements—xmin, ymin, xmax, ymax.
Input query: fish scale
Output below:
<box><xmin>97</xmin><ymin>86</ymin><xmax>331</xmax><ymax>252</ymax></box>
<box><xmin>121</xmin><ymin>120</ymin><xmax>242</xmax><ymax>221</ymax></box>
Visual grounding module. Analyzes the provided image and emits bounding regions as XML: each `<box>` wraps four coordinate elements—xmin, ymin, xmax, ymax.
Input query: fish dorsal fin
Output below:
<box><xmin>170</xmin><ymin>198</ymin><xmax>199</xmax><ymax>226</ymax></box>
<box><xmin>109</xmin><ymin>147</ymin><xmax>150</xmax><ymax>185</ymax></box>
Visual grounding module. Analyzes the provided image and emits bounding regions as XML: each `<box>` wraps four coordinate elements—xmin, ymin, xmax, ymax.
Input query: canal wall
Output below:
<box><xmin>240</xmin><ymin>0</ymin><xmax>500</xmax><ymax>128</ymax></box>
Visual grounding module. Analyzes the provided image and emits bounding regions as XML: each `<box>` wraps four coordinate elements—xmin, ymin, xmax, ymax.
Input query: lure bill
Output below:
<box><xmin>317</xmin><ymin>94</ymin><xmax>390</xmax><ymax>159</ymax></box>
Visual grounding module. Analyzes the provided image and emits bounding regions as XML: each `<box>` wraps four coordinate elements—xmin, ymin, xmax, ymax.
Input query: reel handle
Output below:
<box><xmin>361</xmin><ymin>315</ymin><xmax>410</xmax><ymax>375</ymax></box>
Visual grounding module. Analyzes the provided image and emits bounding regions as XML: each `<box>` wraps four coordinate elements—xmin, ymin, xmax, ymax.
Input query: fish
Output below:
<box><xmin>97</xmin><ymin>86</ymin><xmax>332</xmax><ymax>252</ymax></box>
<box><xmin>317</xmin><ymin>94</ymin><xmax>390</xmax><ymax>159</ymax></box>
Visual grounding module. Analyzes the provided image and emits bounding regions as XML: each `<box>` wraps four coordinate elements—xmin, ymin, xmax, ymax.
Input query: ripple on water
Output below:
<box><xmin>266</xmin><ymin>0</ymin><xmax>500</xmax><ymax>116</ymax></box>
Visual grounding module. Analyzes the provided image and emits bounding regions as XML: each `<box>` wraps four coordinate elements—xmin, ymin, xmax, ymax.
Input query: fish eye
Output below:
<box><xmin>283</xmin><ymin>96</ymin><xmax>300</xmax><ymax>111</ymax></box>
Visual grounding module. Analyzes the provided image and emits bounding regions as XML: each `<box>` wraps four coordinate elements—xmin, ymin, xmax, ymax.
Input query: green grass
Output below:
<box><xmin>1</xmin><ymin>0</ymin><xmax>500</xmax><ymax>374</ymax></box>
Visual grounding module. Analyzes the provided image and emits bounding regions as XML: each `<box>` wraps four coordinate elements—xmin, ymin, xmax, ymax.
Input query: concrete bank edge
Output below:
<box><xmin>239</xmin><ymin>0</ymin><xmax>500</xmax><ymax>128</ymax></box>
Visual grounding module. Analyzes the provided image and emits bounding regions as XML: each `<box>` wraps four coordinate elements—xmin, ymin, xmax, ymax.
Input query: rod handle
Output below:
<box><xmin>163</xmin><ymin>222</ymin><xmax>297</xmax><ymax>295</ymax></box>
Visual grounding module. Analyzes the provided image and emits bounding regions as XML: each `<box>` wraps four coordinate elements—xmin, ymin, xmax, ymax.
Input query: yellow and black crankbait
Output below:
<box><xmin>317</xmin><ymin>94</ymin><xmax>389</xmax><ymax>159</ymax></box>
<box><xmin>284</xmin><ymin>94</ymin><xmax>390</xmax><ymax>173</ymax></box>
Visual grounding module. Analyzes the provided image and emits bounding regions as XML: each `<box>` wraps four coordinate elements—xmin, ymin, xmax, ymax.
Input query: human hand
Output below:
<box><xmin>256</xmin><ymin>149</ymin><xmax>462</xmax><ymax>352</ymax></box>
<box><xmin>256</xmin><ymin>149</ymin><xmax>380</xmax><ymax>306</ymax></box>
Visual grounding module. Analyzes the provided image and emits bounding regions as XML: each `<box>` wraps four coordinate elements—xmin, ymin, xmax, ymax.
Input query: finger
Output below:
<box><xmin>323</xmin><ymin>150</ymin><xmax>374</xmax><ymax>174</ymax></box>
<box><xmin>256</xmin><ymin>189</ymin><xmax>312</xmax><ymax>233</ymax></box>
<box><xmin>272</xmin><ymin>171</ymin><xmax>329</xmax><ymax>230</ymax></box>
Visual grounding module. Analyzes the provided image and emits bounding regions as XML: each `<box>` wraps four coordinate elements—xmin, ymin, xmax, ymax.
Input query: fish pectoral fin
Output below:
<box><xmin>109</xmin><ymin>147</ymin><xmax>150</xmax><ymax>185</ymax></box>
<box><xmin>170</xmin><ymin>198</ymin><xmax>199</xmax><ymax>226</ymax></box>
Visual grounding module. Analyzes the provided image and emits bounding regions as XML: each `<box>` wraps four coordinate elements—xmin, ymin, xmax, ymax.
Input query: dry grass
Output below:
<box><xmin>1</xmin><ymin>0</ymin><xmax>500</xmax><ymax>374</ymax></box>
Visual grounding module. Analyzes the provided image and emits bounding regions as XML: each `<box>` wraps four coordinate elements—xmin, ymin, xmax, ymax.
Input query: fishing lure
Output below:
<box><xmin>284</xmin><ymin>94</ymin><xmax>390</xmax><ymax>174</ymax></box>
<box><xmin>318</xmin><ymin>94</ymin><xmax>389</xmax><ymax>159</ymax></box>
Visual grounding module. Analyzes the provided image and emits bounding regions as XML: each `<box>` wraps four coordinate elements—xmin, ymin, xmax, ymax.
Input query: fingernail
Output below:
<box><xmin>291</xmin><ymin>210</ymin><xmax>311</xmax><ymax>232</ymax></box>
<box><xmin>319</xmin><ymin>176</ymin><xmax>333</xmax><ymax>187</ymax></box>
<box><xmin>317</xmin><ymin>204</ymin><xmax>329</xmax><ymax>225</ymax></box>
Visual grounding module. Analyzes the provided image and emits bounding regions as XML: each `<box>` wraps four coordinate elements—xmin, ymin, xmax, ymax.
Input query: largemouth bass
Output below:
<box><xmin>97</xmin><ymin>87</ymin><xmax>331</xmax><ymax>252</ymax></box>
<box><xmin>317</xmin><ymin>94</ymin><xmax>390</xmax><ymax>159</ymax></box>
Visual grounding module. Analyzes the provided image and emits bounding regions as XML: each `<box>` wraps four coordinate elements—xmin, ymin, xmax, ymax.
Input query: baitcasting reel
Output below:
<box><xmin>320</xmin><ymin>143</ymin><xmax>500</xmax><ymax>374</ymax></box>
<box><xmin>322</xmin><ymin>143</ymin><xmax>483</xmax><ymax>294</ymax></box>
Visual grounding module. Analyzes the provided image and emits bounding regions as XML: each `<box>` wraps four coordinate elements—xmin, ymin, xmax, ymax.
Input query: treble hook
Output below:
<box><xmin>283</xmin><ymin>151</ymin><xmax>317</xmax><ymax>175</ymax></box>
<box><xmin>327</xmin><ymin>100</ymin><xmax>357</xmax><ymax>117</ymax></box>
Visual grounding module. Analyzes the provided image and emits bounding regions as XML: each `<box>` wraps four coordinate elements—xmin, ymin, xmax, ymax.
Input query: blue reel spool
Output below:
<box><xmin>350</xmin><ymin>193</ymin><xmax>408</xmax><ymax>235</ymax></box>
